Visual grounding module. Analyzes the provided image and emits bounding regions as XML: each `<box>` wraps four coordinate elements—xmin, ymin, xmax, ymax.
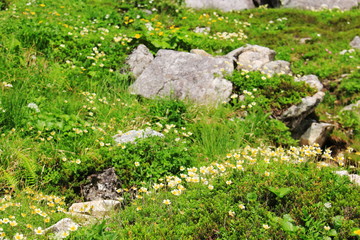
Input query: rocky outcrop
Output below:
<box><xmin>129</xmin><ymin>47</ymin><xmax>234</xmax><ymax>105</ymax></box>
<box><xmin>300</xmin><ymin>122</ymin><xmax>334</xmax><ymax>147</ymax></box>
<box><xmin>280</xmin><ymin>91</ymin><xmax>325</xmax><ymax>131</ymax></box>
<box><xmin>113</xmin><ymin>129</ymin><xmax>164</xmax><ymax>144</ymax></box>
<box><xmin>350</xmin><ymin>36</ymin><xmax>360</xmax><ymax>49</ymax></box>
<box><xmin>81</xmin><ymin>168</ymin><xmax>121</xmax><ymax>201</ymax></box>
<box><xmin>185</xmin><ymin>0</ymin><xmax>359</xmax><ymax>11</ymax></box>
<box><xmin>185</xmin><ymin>0</ymin><xmax>255</xmax><ymax>12</ymax></box>
<box><xmin>126</xmin><ymin>44</ymin><xmax>154</xmax><ymax>78</ymax></box>
<box><xmin>226</xmin><ymin>45</ymin><xmax>291</xmax><ymax>75</ymax></box>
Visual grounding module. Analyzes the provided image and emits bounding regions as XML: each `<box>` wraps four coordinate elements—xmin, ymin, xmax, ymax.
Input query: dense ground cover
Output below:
<box><xmin>0</xmin><ymin>0</ymin><xmax>359</xmax><ymax>239</ymax></box>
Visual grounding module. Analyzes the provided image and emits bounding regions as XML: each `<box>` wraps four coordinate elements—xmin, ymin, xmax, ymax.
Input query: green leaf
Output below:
<box><xmin>328</xmin><ymin>229</ymin><xmax>337</xmax><ymax>237</ymax></box>
<box><xmin>280</xmin><ymin>220</ymin><xmax>296</xmax><ymax>232</ymax></box>
<box><xmin>268</xmin><ymin>187</ymin><xmax>292</xmax><ymax>198</ymax></box>
<box><xmin>246</xmin><ymin>192</ymin><xmax>258</xmax><ymax>202</ymax></box>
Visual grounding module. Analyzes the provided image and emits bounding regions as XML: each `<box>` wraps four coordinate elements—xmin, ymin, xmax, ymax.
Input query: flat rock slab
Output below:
<box><xmin>129</xmin><ymin>49</ymin><xmax>234</xmax><ymax>105</ymax></box>
<box><xmin>280</xmin><ymin>91</ymin><xmax>325</xmax><ymax>130</ymax></box>
<box><xmin>295</xmin><ymin>75</ymin><xmax>323</xmax><ymax>92</ymax></box>
<box><xmin>69</xmin><ymin>200</ymin><xmax>121</xmax><ymax>218</ymax></box>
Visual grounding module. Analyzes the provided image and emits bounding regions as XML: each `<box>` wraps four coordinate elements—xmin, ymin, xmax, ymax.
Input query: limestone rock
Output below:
<box><xmin>341</xmin><ymin>100</ymin><xmax>360</xmax><ymax>111</ymax></box>
<box><xmin>350</xmin><ymin>36</ymin><xmax>360</xmax><ymax>49</ymax></box>
<box><xmin>280</xmin><ymin>91</ymin><xmax>325</xmax><ymax>130</ymax></box>
<box><xmin>46</xmin><ymin>218</ymin><xmax>80</xmax><ymax>239</ymax></box>
<box><xmin>334</xmin><ymin>170</ymin><xmax>360</xmax><ymax>186</ymax></box>
<box><xmin>261</xmin><ymin>60</ymin><xmax>291</xmax><ymax>76</ymax></box>
<box><xmin>299</xmin><ymin>122</ymin><xmax>334</xmax><ymax>147</ymax></box>
<box><xmin>81</xmin><ymin>168</ymin><xmax>121</xmax><ymax>201</ymax></box>
<box><xmin>69</xmin><ymin>200</ymin><xmax>120</xmax><ymax>218</ymax></box>
<box><xmin>282</xmin><ymin>0</ymin><xmax>359</xmax><ymax>10</ymax></box>
<box><xmin>227</xmin><ymin>45</ymin><xmax>276</xmax><ymax>71</ymax></box>
<box><xmin>190</xmin><ymin>49</ymin><xmax>212</xmax><ymax>57</ymax></box>
<box><xmin>113</xmin><ymin>128</ymin><xmax>164</xmax><ymax>144</ymax></box>
<box><xmin>129</xmin><ymin>49</ymin><xmax>234</xmax><ymax>105</ymax></box>
<box><xmin>295</xmin><ymin>75</ymin><xmax>323</xmax><ymax>91</ymax></box>
<box><xmin>185</xmin><ymin>0</ymin><xmax>255</xmax><ymax>12</ymax></box>
<box><xmin>126</xmin><ymin>44</ymin><xmax>154</xmax><ymax>78</ymax></box>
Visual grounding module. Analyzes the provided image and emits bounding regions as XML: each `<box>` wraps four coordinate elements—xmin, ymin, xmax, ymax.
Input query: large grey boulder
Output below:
<box><xmin>113</xmin><ymin>128</ymin><xmax>164</xmax><ymax>144</ymax></box>
<box><xmin>282</xmin><ymin>0</ymin><xmax>359</xmax><ymax>10</ymax></box>
<box><xmin>280</xmin><ymin>91</ymin><xmax>325</xmax><ymax>130</ymax></box>
<box><xmin>81</xmin><ymin>168</ymin><xmax>121</xmax><ymax>201</ymax></box>
<box><xmin>126</xmin><ymin>44</ymin><xmax>154</xmax><ymax>78</ymax></box>
<box><xmin>300</xmin><ymin>122</ymin><xmax>334</xmax><ymax>147</ymax></box>
<box><xmin>185</xmin><ymin>0</ymin><xmax>255</xmax><ymax>11</ymax></box>
<box><xmin>129</xmin><ymin>49</ymin><xmax>234</xmax><ymax>105</ymax></box>
<box><xmin>350</xmin><ymin>36</ymin><xmax>360</xmax><ymax>49</ymax></box>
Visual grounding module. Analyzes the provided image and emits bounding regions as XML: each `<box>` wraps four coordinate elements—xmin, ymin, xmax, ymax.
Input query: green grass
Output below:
<box><xmin>0</xmin><ymin>0</ymin><xmax>359</xmax><ymax>239</ymax></box>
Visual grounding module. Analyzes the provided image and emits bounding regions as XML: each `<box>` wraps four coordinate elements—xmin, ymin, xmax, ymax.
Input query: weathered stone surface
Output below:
<box><xmin>129</xmin><ymin>49</ymin><xmax>234</xmax><ymax>105</ymax></box>
<box><xmin>185</xmin><ymin>0</ymin><xmax>255</xmax><ymax>12</ymax></box>
<box><xmin>261</xmin><ymin>60</ymin><xmax>291</xmax><ymax>76</ymax></box>
<box><xmin>300</xmin><ymin>122</ymin><xmax>334</xmax><ymax>147</ymax></box>
<box><xmin>113</xmin><ymin>128</ymin><xmax>164</xmax><ymax>144</ymax></box>
<box><xmin>350</xmin><ymin>36</ymin><xmax>360</xmax><ymax>49</ymax></box>
<box><xmin>253</xmin><ymin>0</ymin><xmax>282</xmax><ymax>7</ymax></box>
<box><xmin>334</xmin><ymin>170</ymin><xmax>360</xmax><ymax>186</ymax></box>
<box><xmin>67</xmin><ymin>212</ymin><xmax>97</xmax><ymax>226</ymax></box>
<box><xmin>341</xmin><ymin>100</ymin><xmax>360</xmax><ymax>111</ymax></box>
<box><xmin>81</xmin><ymin>168</ymin><xmax>121</xmax><ymax>201</ymax></box>
<box><xmin>69</xmin><ymin>200</ymin><xmax>120</xmax><ymax>218</ymax></box>
<box><xmin>227</xmin><ymin>45</ymin><xmax>276</xmax><ymax>71</ymax></box>
<box><xmin>280</xmin><ymin>91</ymin><xmax>325</xmax><ymax>130</ymax></box>
<box><xmin>46</xmin><ymin>218</ymin><xmax>80</xmax><ymax>239</ymax></box>
<box><xmin>126</xmin><ymin>44</ymin><xmax>154</xmax><ymax>78</ymax></box>
<box><xmin>282</xmin><ymin>0</ymin><xmax>359</xmax><ymax>10</ymax></box>
<box><xmin>295</xmin><ymin>75</ymin><xmax>323</xmax><ymax>91</ymax></box>
<box><xmin>190</xmin><ymin>49</ymin><xmax>212</xmax><ymax>57</ymax></box>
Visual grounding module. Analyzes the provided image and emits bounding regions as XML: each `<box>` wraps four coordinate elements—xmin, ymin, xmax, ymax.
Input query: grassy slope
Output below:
<box><xmin>0</xmin><ymin>0</ymin><xmax>359</xmax><ymax>239</ymax></box>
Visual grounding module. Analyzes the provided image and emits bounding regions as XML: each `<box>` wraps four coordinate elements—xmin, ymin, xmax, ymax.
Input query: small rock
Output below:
<box><xmin>299</xmin><ymin>122</ymin><xmax>334</xmax><ymax>147</ymax></box>
<box><xmin>193</xmin><ymin>26</ymin><xmax>210</xmax><ymax>33</ymax></box>
<box><xmin>334</xmin><ymin>170</ymin><xmax>349</xmax><ymax>177</ymax></box>
<box><xmin>69</xmin><ymin>200</ymin><xmax>121</xmax><ymax>218</ymax></box>
<box><xmin>348</xmin><ymin>174</ymin><xmax>360</xmax><ymax>186</ymax></box>
<box><xmin>341</xmin><ymin>100</ymin><xmax>360</xmax><ymax>111</ymax></box>
<box><xmin>231</xmin><ymin>44</ymin><xmax>276</xmax><ymax>71</ymax></box>
<box><xmin>113</xmin><ymin>128</ymin><xmax>164</xmax><ymax>144</ymax></box>
<box><xmin>350</xmin><ymin>36</ymin><xmax>360</xmax><ymax>49</ymax></box>
<box><xmin>295</xmin><ymin>75</ymin><xmax>323</xmax><ymax>91</ymax></box>
<box><xmin>46</xmin><ymin>218</ymin><xmax>80</xmax><ymax>239</ymax></box>
<box><xmin>81</xmin><ymin>167</ymin><xmax>121</xmax><ymax>201</ymax></box>
<box><xmin>280</xmin><ymin>91</ymin><xmax>325</xmax><ymax>130</ymax></box>
<box><xmin>299</xmin><ymin>38</ymin><xmax>312</xmax><ymax>44</ymax></box>
<box><xmin>126</xmin><ymin>44</ymin><xmax>154</xmax><ymax>78</ymax></box>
